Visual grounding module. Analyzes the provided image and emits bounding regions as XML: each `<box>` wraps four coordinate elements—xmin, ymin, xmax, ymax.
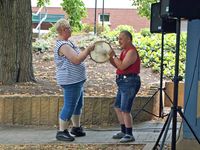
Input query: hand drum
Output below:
<box><xmin>90</xmin><ymin>41</ymin><xmax>112</xmax><ymax>63</ymax></box>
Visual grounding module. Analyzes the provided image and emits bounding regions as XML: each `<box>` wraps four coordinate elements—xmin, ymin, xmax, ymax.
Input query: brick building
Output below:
<box><xmin>83</xmin><ymin>8</ymin><xmax>149</xmax><ymax>32</ymax></box>
<box><xmin>31</xmin><ymin>0</ymin><xmax>150</xmax><ymax>32</ymax></box>
<box><xmin>32</xmin><ymin>7</ymin><xmax>66</xmax><ymax>31</ymax></box>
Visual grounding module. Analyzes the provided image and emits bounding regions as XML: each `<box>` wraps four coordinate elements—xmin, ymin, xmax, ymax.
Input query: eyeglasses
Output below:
<box><xmin>64</xmin><ymin>27</ymin><xmax>72</xmax><ymax>32</ymax></box>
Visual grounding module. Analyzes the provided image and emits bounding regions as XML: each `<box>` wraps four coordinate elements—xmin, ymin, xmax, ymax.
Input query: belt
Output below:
<box><xmin>116</xmin><ymin>73</ymin><xmax>138</xmax><ymax>79</ymax></box>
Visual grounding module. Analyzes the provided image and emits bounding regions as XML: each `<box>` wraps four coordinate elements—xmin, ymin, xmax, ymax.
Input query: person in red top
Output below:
<box><xmin>109</xmin><ymin>30</ymin><xmax>141</xmax><ymax>143</ymax></box>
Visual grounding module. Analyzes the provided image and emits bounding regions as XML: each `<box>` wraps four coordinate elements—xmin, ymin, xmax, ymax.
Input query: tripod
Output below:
<box><xmin>133</xmin><ymin>30</ymin><xmax>173</xmax><ymax>120</ymax></box>
<box><xmin>153</xmin><ymin>18</ymin><xmax>200</xmax><ymax>150</ymax></box>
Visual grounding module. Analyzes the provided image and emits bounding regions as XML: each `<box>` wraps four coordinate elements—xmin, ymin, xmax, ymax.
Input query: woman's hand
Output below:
<box><xmin>86</xmin><ymin>44</ymin><xmax>95</xmax><ymax>53</ymax></box>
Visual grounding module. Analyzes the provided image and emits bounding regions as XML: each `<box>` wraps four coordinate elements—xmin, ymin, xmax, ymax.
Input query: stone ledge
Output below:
<box><xmin>164</xmin><ymin>81</ymin><xmax>184</xmax><ymax>107</ymax></box>
<box><xmin>0</xmin><ymin>95</ymin><xmax>158</xmax><ymax>127</ymax></box>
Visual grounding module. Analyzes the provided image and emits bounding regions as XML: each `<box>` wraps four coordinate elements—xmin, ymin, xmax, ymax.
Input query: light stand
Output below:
<box><xmin>153</xmin><ymin>18</ymin><xmax>200</xmax><ymax>150</ymax></box>
<box><xmin>94</xmin><ymin>0</ymin><xmax>97</xmax><ymax>35</ymax></box>
<box><xmin>132</xmin><ymin>28</ymin><xmax>173</xmax><ymax>120</ymax></box>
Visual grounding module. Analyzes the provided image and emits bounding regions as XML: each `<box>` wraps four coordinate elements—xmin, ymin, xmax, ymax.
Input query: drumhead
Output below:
<box><xmin>90</xmin><ymin>41</ymin><xmax>111</xmax><ymax>63</ymax></box>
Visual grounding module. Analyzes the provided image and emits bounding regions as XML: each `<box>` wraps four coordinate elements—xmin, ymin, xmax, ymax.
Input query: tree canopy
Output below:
<box><xmin>61</xmin><ymin>0</ymin><xmax>87</xmax><ymax>30</ymax></box>
<box><xmin>37</xmin><ymin>0</ymin><xmax>87</xmax><ymax>30</ymax></box>
<box><xmin>132</xmin><ymin>0</ymin><xmax>157</xmax><ymax>19</ymax></box>
<box><xmin>37</xmin><ymin>0</ymin><xmax>50</xmax><ymax>7</ymax></box>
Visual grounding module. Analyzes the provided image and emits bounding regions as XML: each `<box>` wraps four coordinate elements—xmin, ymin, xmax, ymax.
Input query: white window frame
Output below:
<box><xmin>98</xmin><ymin>13</ymin><xmax>111</xmax><ymax>25</ymax></box>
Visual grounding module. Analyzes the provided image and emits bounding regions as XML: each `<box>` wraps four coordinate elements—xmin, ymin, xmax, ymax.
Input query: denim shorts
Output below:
<box><xmin>114</xmin><ymin>74</ymin><xmax>141</xmax><ymax>112</ymax></box>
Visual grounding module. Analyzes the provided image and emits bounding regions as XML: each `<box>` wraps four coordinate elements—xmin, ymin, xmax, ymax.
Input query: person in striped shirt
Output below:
<box><xmin>54</xmin><ymin>18</ymin><xmax>94</xmax><ymax>142</ymax></box>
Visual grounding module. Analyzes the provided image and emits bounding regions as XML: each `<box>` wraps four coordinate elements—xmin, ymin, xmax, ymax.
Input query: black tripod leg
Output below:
<box><xmin>163</xmin><ymin>90</ymin><xmax>173</xmax><ymax>105</ymax></box>
<box><xmin>153</xmin><ymin>110</ymin><xmax>173</xmax><ymax>150</ymax></box>
<box><xmin>132</xmin><ymin>89</ymin><xmax>159</xmax><ymax>120</ymax></box>
<box><xmin>177</xmin><ymin>108</ymin><xmax>200</xmax><ymax>144</ymax></box>
<box><xmin>160</xmin><ymin>110</ymin><xmax>173</xmax><ymax>149</ymax></box>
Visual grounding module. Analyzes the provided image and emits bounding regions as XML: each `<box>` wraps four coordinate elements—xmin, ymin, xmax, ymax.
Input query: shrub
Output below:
<box><xmin>32</xmin><ymin>39</ymin><xmax>50</xmax><ymax>53</ymax></box>
<box><xmin>100</xmin><ymin>25</ymin><xmax>187</xmax><ymax>79</ymax></box>
<box><xmin>82</xmin><ymin>23</ymin><xmax>94</xmax><ymax>33</ymax></box>
<box><xmin>81</xmin><ymin>23</ymin><xmax>110</xmax><ymax>35</ymax></box>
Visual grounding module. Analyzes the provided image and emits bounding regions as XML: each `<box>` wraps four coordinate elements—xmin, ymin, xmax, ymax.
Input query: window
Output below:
<box><xmin>99</xmin><ymin>14</ymin><xmax>110</xmax><ymax>25</ymax></box>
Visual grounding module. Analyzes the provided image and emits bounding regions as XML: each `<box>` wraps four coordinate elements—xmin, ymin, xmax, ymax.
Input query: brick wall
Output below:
<box><xmin>32</xmin><ymin>7</ymin><xmax>149</xmax><ymax>32</ymax></box>
<box><xmin>82</xmin><ymin>8</ymin><xmax>150</xmax><ymax>32</ymax></box>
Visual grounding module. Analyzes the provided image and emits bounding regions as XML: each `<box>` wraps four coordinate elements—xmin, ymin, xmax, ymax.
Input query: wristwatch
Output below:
<box><xmin>112</xmin><ymin>55</ymin><xmax>117</xmax><ymax>59</ymax></box>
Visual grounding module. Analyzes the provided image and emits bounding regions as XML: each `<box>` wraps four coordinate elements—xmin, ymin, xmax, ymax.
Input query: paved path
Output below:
<box><xmin>0</xmin><ymin>120</ymin><xmax>180</xmax><ymax>146</ymax></box>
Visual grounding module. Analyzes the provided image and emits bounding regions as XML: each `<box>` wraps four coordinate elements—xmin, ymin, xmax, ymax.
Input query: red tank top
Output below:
<box><xmin>116</xmin><ymin>46</ymin><xmax>140</xmax><ymax>75</ymax></box>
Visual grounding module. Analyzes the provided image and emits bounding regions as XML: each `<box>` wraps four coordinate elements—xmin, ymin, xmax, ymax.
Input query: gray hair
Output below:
<box><xmin>54</xmin><ymin>18</ymin><xmax>70</xmax><ymax>33</ymax></box>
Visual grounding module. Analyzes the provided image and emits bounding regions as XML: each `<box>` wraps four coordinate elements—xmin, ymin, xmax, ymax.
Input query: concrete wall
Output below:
<box><xmin>0</xmin><ymin>95</ymin><xmax>158</xmax><ymax>127</ymax></box>
<box><xmin>164</xmin><ymin>81</ymin><xmax>185</xmax><ymax>107</ymax></box>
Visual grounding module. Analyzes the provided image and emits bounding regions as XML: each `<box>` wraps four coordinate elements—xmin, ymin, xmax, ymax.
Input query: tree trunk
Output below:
<box><xmin>0</xmin><ymin>0</ymin><xmax>35</xmax><ymax>85</ymax></box>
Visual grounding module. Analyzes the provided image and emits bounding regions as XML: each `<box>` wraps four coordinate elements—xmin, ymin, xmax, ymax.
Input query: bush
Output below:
<box><xmin>100</xmin><ymin>25</ymin><xmax>187</xmax><ymax>79</ymax></box>
<box><xmin>42</xmin><ymin>25</ymin><xmax>57</xmax><ymax>40</ymax></box>
<box><xmin>140</xmin><ymin>28</ymin><xmax>151</xmax><ymax>37</ymax></box>
<box><xmin>134</xmin><ymin>32</ymin><xmax>186</xmax><ymax>79</ymax></box>
<box><xmin>82</xmin><ymin>23</ymin><xmax>94</xmax><ymax>33</ymax></box>
<box><xmin>32</xmin><ymin>39</ymin><xmax>50</xmax><ymax>53</ymax></box>
<box><xmin>82</xmin><ymin>23</ymin><xmax>110</xmax><ymax>35</ymax></box>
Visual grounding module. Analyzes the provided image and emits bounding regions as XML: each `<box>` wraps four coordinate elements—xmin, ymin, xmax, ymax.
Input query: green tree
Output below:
<box><xmin>132</xmin><ymin>0</ymin><xmax>157</xmax><ymax>19</ymax></box>
<box><xmin>61</xmin><ymin>0</ymin><xmax>87</xmax><ymax>30</ymax></box>
<box><xmin>37</xmin><ymin>0</ymin><xmax>50</xmax><ymax>7</ymax></box>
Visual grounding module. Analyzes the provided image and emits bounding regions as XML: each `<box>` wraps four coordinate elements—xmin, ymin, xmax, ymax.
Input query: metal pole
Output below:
<box><xmin>159</xmin><ymin>30</ymin><xmax>165</xmax><ymax>117</ymax></box>
<box><xmin>171</xmin><ymin>18</ymin><xmax>181</xmax><ymax>150</ymax></box>
<box><xmin>102</xmin><ymin>0</ymin><xmax>104</xmax><ymax>32</ymax></box>
<box><xmin>38</xmin><ymin>11</ymin><xmax>41</xmax><ymax>38</ymax></box>
<box><xmin>94</xmin><ymin>0</ymin><xmax>97</xmax><ymax>35</ymax></box>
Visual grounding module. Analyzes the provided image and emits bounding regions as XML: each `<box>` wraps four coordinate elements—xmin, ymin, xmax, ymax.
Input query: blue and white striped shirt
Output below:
<box><xmin>54</xmin><ymin>40</ymin><xmax>86</xmax><ymax>85</ymax></box>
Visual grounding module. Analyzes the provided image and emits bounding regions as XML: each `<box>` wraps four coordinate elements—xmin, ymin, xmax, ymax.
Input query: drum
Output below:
<box><xmin>90</xmin><ymin>41</ymin><xmax>112</xmax><ymax>63</ymax></box>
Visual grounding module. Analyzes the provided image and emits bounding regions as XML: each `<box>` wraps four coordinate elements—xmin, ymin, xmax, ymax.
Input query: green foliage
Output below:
<box><xmin>100</xmin><ymin>25</ymin><xmax>135</xmax><ymax>45</ymax></box>
<box><xmin>96</xmin><ymin>24</ymin><xmax>111</xmax><ymax>35</ymax></box>
<box><xmin>134</xmin><ymin>33</ymin><xmax>186</xmax><ymax>79</ymax></box>
<box><xmin>140</xmin><ymin>28</ymin><xmax>152</xmax><ymax>37</ymax></box>
<box><xmin>61</xmin><ymin>0</ymin><xmax>87</xmax><ymax>30</ymax></box>
<box><xmin>32</xmin><ymin>39</ymin><xmax>50</xmax><ymax>53</ymax></box>
<box><xmin>82</xmin><ymin>24</ymin><xmax>94</xmax><ymax>33</ymax></box>
<box><xmin>101</xmin><ymin>25</ymin><xmax>187</xmax><ymax>79</ymax></box>
<box><xmin>132</xmin><ymin>0</ymin><xmax>157</xmax><ymax>19</ymax></box>
<box><xmin>115</xmin><ymin>25</ymin><xmax>135</xmax><ymax>33</ymax></box>
<box><xmin>81</xmin><ymin>23</ymin><xmax>111</xmax><ymax>35</ymax></box>
<box><xmin>37</xmin><ymin>0</ymin><xmax>50</xmax><ymax>7</ymax></box>
<box><xmin>42</xmin><ymin>25</ymin><xmax>57</xmax><ymax>40</ymax></box>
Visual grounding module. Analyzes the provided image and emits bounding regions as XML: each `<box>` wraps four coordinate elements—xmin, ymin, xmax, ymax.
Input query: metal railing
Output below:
<box><xmin>32</xmin><ymin>6</ymin><xmax>48</xmax><ymax>37</ymax></box>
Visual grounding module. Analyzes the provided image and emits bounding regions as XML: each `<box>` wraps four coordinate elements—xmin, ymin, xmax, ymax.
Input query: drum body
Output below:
<box><xmin>90</xmin><ymin>41</ymin><xmax>112</xmax><ymax>63</ymax></box>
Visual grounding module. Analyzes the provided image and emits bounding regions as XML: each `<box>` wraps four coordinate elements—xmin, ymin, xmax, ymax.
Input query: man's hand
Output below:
<box><xmin>109</xmin><ymin>48</ymin><xmax>116</xmax><ymax>59</ymax></box>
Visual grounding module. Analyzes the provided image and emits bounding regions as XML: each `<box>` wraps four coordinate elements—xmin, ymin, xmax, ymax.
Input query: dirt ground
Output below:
<box><xmin>0</xmin><ymin>144</ymin><xmax>145</xmax><ymax>150</ymax></box>
<box><xmin>0</xmin><ymin>35</ymin><xmax>160</xmax><ymax>96</ymax></box>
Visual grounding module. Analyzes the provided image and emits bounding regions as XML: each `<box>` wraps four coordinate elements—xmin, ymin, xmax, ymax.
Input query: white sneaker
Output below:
<box><xmin>120</xmin><ymin>134</ymin><xmax>135</xmax><ymax>143</ymax></box>
<box><xmin>112</xmin><ymin>132</ymin><xmax>125</xmax><ymax>139</ymax></box>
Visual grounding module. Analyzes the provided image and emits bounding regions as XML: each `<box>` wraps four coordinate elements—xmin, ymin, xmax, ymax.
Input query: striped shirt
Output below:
<box><xmin>54</xmin><ymin>40</ymin><xmax>86</xmax><ymax>85</ymax></box>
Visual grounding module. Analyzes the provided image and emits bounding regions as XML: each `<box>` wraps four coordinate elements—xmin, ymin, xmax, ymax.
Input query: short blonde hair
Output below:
<box><xmin>54</xmin><ymin>18</ymin><xmax>70</xmax><ymax>33</ymax></box>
